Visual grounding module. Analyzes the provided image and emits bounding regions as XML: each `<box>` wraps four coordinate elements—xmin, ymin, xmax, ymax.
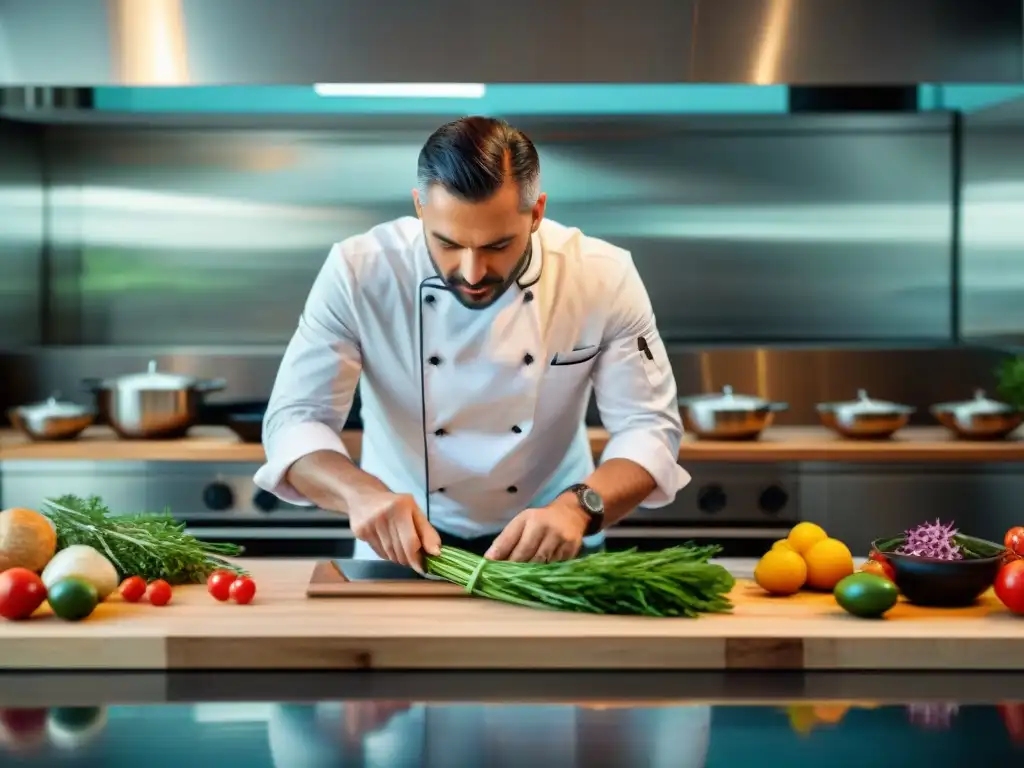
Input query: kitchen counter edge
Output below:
<box><xmin>1</xmin><ymin>426</ymin><xmax>1024</xmax><ymax>463</ymax></box>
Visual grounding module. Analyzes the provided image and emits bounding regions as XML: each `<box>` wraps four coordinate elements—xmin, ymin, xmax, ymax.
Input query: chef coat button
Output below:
<box><xmin>523</xmin><ymin>353</ymin><xmax>534</xmax><ymax>366</ymax></box>
<box><xmin>424</xmin><ymin>294</ymin><xmax>436</xmax><ymax>305</ymax></box>
<box><xmin>506</xmin><ymin>485</ymin><xmax>518</xmax><ymax>494</ymax></box>
<box><xmin>428</xmin><ymin>355</ymin><xmax>442</xmax><ymax>366</ymax></box>
<box><xmin>435</xmin><ymin>487</ymin><xmax>445</xmax><ymax>494</ymax></box>
<box><xmin>523</xmin><ymin>290</ymin><xmax>534</xmax><ymax>303</ymax></box>
<box><xmin>434</xmin><ymin>427</ymin><xmax>447</xmax><ymax>437</ymax></box>
<box><xmin>511</xmin><ymin>425</ymin><xmax>522</xmax><ymax>434</ymax></box>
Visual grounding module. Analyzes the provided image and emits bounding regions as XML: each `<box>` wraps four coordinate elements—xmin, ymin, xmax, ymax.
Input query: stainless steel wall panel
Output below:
<box><xmin>0</xmin><ymin>119</ymin><xmax>43</xmax><ymax>348</ymax></box>
<box><xmin>960</xmin><ymin>102</ymin><xmax>1024</xmax><ymax>347</ymax></box>
<box><xmin>41</xmin><ymin>115</ymin><xmax>955</xmax><ymax>346</ymax></box>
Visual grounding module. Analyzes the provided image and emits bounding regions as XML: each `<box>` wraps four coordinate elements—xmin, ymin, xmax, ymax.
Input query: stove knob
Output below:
<box><xmin>759</xmin><ymin>485</ymin><xmax>789</xmax><ymax>515</ymax></box>
<box><xmin>202</xmin><ymin>482</ymin><xmax>234</xmax><ymax>511</ymax></box>
<box><xmin>253</xmin><ymin>489</ymin><xmax>279</xmax><ymax>513</ymax></box>
<box><xmin>697</xmin><ymin>484</ymin><xmax>727</xmax><ymax>514</ymax></box>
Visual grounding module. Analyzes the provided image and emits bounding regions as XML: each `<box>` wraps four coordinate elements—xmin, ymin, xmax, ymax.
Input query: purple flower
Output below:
<box><xmin>896</xmin><ymin>519</ymin><xmax>963</xmax><ymax>560</ymax></box>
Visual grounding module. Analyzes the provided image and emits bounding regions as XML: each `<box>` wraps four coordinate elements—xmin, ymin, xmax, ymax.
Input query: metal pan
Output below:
<box><xmin>931</xmin><ymin>389</ymin><xmax>1024</xmax><ymax>440</ymax></box>
<box><xmin>816</xmin><ymin>389</ymin><xmax>914</xmax><ymax>440</ymax></box>
<box><xmin>677</xmin><ymin>385</ymin><xmax>788</xmax><ymax>440</ymax></box>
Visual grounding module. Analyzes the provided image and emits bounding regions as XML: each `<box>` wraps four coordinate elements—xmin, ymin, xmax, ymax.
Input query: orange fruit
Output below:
<box><xmin>804</xmin><ymin>538</ymin><xmax>855</xmax><ymax>590</ymax></box>
<box><xmin>787</xmin><ymin>522</ymin><xmax>828</xmax><ymax>555</ymax></box>
<box><xmin>754</xmin><ymin>549</ymin><xmax>807</xmax><ymax>595</ymax></box>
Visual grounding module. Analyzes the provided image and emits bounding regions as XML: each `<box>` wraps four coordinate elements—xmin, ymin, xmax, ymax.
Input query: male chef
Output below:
<box><xmin>254</xmin><ymin>116</ymin><xmax>689</xmax><ymax>567</ymax></box>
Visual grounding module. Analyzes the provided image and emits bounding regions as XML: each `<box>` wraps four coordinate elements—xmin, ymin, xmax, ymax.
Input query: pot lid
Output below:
<box><xmin>15</xmin><ymin>393</ymin><xmax>91</xmax><ymax>419</ymax></box>
<box><xmin>681</xmin><ymin>385</ymin><xmax>773</xmax><ymax>411</ymax></box>
<box><xmin>932</xmin><ymin>389</ymin><xmax>1016</xmax><ymax>417</ymax></box>
<box><xmin>818</xmin><ymin>389</ymin><xmax>914</xmax><ymax>416</ymax></box>
<box><xmin>112</xmin><ymin>360</ymin><xmax>197</xmax><ymax>391</ymax></box>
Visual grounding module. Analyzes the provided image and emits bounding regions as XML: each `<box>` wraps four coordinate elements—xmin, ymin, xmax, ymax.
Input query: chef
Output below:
<box><xmin>254</xmin><ymin>116</ymin><xmax>690</xmax><ymax>567</ymax></box>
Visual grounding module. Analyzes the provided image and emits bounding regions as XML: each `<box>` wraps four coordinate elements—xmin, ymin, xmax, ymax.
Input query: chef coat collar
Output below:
<box><xmin>416</xmin><ymin>228</ymin><xmax>543</xmax><ymax>294</ymax></box>
<box><xmin>516</xmin><ymin>230</ymin><xmax>543</xmax><ymax>289</ymax></box>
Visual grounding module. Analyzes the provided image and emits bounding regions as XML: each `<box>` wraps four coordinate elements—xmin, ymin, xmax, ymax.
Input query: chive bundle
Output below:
<box><xmin>425</xmin><ymin>544</ymin><xmax>735</xmax><ymax>617</ymax></box>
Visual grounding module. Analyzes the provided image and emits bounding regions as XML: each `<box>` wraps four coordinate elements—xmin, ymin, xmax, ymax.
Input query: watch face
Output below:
<box><xmin>581</xmin><ymin>488</ymin><xmax>604</xmax><ymax>515</ymax></box>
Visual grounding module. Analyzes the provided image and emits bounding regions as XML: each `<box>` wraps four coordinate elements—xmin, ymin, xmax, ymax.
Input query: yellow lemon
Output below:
<box><xmin>787</xmin><ymin>522</ymin><xmax>828</xmax><ymax>555</ymax></box>
<box><xmin>754</xmin><ymin>548</ymin><xmax>807</xmax><ymax>595</ymax></box>
<box><xmin>771</xmin><ymin>539</ymin><xmax>794</xmax><ymax>552</ymax></box>
<box><xmin>803</xmin><ymin>538</ymin><xmax>855</xmax><ymax>591</ymax></box>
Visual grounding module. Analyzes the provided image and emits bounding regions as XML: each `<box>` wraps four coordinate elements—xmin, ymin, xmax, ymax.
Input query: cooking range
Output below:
<box><xmin>0</xmin><ymin>457</ymin><xmax>798</xmax><ymax>558</ymax></box>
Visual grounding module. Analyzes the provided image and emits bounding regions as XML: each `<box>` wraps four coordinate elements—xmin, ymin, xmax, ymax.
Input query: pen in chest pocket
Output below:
<box><xmin>637</xmin><ymin>336</ymin><xmax>654</xmax><ymax>361</ymax></box>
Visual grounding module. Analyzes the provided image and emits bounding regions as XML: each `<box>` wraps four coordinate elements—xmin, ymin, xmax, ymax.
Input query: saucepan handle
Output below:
<box><xmin>195</xmin><ymin>378</ymin><xmax>227</xmax><ymax>393</ymax></box>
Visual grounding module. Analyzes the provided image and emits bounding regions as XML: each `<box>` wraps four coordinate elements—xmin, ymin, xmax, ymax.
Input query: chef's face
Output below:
<box><xmin>414</xmin><ymin>180</ymin><xmax>546</xmax><ymax>309</ymax></box>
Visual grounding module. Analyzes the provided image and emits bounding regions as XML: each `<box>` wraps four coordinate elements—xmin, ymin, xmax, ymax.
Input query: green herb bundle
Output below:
<box><xmin>40</xmin><ymin>494</ymin><xmax>246</xmax><ymax>585</ymax></box>
<box><xmin>425</xmin><ymin>544</ymin><xmax>735</xmax><ymax>617</ymax></box>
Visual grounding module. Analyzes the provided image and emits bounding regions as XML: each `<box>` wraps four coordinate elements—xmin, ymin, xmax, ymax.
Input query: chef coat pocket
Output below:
<box><xmin>550</xmin><ymin>345</ymin><xmax>599</xmax><ymax>366</ymax></box>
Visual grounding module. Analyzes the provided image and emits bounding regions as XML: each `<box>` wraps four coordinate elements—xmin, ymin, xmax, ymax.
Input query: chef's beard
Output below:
<box><xmin>428</xmin><ymin>239</ymin><xmax>533</xmax><ymax>311</ymax></box>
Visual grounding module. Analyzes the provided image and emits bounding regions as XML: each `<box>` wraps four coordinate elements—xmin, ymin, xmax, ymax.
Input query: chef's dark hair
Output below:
<box><xmin>417</xmin><ymin>116</ymin><xmax>541</xmax><ymax>210</ymax></box>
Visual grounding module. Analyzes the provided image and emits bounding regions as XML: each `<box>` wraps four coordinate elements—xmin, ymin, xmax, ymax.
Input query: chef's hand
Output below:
<box><xmin>348</xmin><ymin>492</ymin><xmax>441</xmax><ymax>571</ymax></box>
<box><xmin>485</xmin><ymin>500</ymin><xmax>588</xmax><ymax>563</ymax></box>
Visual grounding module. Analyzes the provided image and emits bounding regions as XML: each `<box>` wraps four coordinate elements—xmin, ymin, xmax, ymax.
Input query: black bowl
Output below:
<box><xmin>871</xmin><ymin>535</ymin><xmax>1005</xmax><ymax>608</ymax></box>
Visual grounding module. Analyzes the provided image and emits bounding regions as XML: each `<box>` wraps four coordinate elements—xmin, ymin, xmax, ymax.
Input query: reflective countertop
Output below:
<box><xmin>1</xmin><ymin>672</ymin><xmax>1022</xmax><ymax>766</ymax></box>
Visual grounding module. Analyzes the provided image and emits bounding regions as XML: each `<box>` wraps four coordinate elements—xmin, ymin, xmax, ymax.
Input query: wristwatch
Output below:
<box><xmin>563</xmin><ymin>483</ymin><xmax>605</xmax><ymax>537</ymax></box>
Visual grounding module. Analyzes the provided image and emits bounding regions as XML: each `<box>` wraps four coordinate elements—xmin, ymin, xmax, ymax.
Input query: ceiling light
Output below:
<box><xmin>313</xmin><ymin>83</ymin><xmax>486</xmax><ymax>98</ymax></box>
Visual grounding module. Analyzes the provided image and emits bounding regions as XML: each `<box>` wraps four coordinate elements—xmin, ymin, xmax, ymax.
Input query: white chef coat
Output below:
<box><xmin>254</xmin><ymin>216</ymin><xmax>690</xmax><ymax>544</ymax></box>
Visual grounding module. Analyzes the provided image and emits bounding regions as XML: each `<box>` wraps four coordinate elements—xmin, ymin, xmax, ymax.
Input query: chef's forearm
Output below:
<box><xmin>570</xmin><ymin>458</ymin><xmax>657</xmax><ymax>527</ymax></box>
<box><xmin>285</xmin><ymin>450</ymin><xmax>392</xmax><ymax>514</ymax></box>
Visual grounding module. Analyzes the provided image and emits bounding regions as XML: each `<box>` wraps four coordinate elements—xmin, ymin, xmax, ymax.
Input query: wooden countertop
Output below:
<box><xmin>2</xmin><ymin>558</ymin><xmax>1023</xmax><ymax>672</ymax></box>
<box><xmin>2</xmin><ymin>425</ymin><xmax>1024</xmax><ymax>463</ymax></box>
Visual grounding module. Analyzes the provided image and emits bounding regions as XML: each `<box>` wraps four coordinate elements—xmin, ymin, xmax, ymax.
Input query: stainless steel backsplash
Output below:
<box><xmin>0</xmin><ymin>119</ymin><xmax>42</xmax><ymax>345</ymax></box>
<box><xmin>38</xmin><ymin>113</ymin><xmax>956</xmax><ymax>346</ymax></box>
<box><xmin>960</xmin><ymin>102</ymin><xmax>1024</xmax><ymax>347</ymax></box>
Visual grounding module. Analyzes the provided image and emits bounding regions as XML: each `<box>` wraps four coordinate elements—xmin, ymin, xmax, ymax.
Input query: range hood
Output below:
<box><xmin>0</xmin><ymin>0</ymin><xmax>1021</xmax><ymax>85</ymax></box>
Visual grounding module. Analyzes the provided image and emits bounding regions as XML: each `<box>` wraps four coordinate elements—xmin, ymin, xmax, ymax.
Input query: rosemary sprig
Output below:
<box><xmin>39</xmin><ymin>494</ymin><xmax>246</xmax><ymax>585</ymax></box>
<box><xmin>425</xmin><ymin>544</ymin><xmax>735</xmax><ymax>617</ymax></box>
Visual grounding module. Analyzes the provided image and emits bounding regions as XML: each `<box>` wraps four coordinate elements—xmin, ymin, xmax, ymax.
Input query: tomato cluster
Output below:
<box><xmin>995</xmin><ymin>527</ymin><xmax>1024</xmax><ymax>616</ymax></box>
<box><xmin>207</xmin><ymin>570</ymin><xmax>256</xmax><ymax>605</ymax></box>
<box><xmin>118</xmin><ymin>576</ymin><xmax>172</xmax><ymax>606</ymax></box>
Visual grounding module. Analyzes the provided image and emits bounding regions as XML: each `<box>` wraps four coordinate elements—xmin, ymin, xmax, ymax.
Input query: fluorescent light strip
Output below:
<box><xmin>313</xmin><ymin>83</ymin><xmax>486</xmax><ymax>98</ymax></box>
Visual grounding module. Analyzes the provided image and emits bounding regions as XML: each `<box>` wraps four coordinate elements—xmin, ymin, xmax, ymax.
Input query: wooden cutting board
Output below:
<box><xmin>306</xmin><ymin>559</ymin><xmax>468</xmax><ymax>598</ymax></box>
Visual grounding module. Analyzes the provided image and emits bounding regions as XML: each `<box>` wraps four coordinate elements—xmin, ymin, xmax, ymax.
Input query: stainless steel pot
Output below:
<box><xmin>7</xmin><ymin>393</ymin><xmax>95</xmax><ymax>441</ymax></box>
<box><xmin>816</xmin><ymin>389</ymin><xmax>915</xmax><ymax>440</ymax></box>
<box><xmin>930</xmin><ymin>389</ymin><xmax>1024</xmax><ymax>440</ymax></box>
<box><xmin>82</xmin><ymin>360</ymin><xmax>226</xmax><ymax>439</ymax></box>
<box><xmin>677</xmin><ymin>385</ymin><xmax>788</xmax><ymax>440</ymax></box>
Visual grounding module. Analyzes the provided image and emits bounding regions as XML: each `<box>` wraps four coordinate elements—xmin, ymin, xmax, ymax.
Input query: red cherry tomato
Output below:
<box><xmin>146</xmin><ymin>579</ymin><xmax>172</xmax><ymax>607</ymax></box>
<box><xmin>1005</xmin><ymin>527</ymin><xmax>1024</xmax><ymax>557</ymax></box>
<box><xmin>229</xmin><ymin>576</ymin><xmax>256</xmax><ymax>605</ymax></box>
<box><xmin>119</xmin><ymin>576</ymin><xmax>146</xmax><ymax>603</ymax></box>
<box><xmin>207</xmin><ymin>570</ymin><xmax>237</xmax><ymax>602</ymax></box>
<box><xmin>0</xmin><ymin>568</ymin><xmax>48</xmax><ymax>620</ymax></box>
<box><xmin>995</xmin><ymin>560</ymin><xmax>1024</xmax><ymax>615</ymax></box>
